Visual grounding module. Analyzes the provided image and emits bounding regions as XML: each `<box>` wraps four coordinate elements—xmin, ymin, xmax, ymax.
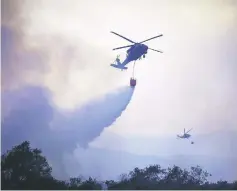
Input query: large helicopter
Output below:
<box><xmin>110</xmin><ymin>31</ymin><xmax>163</xmax><ymax>70</ymax></box>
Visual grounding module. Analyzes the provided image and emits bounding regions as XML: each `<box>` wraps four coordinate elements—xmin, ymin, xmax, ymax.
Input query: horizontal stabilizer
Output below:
<box><xmin>110</xmin><ymin>64</ymin><xmax>128</xmax><ymax>70</ymax></box>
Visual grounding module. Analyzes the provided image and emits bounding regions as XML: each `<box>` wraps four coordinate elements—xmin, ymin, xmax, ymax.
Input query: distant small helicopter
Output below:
<box><xmin>110</xmin><ymin>31</ymin><xmax>163</xmax><ymax>70</ymax></box>
<box><xmin>177</xmin><ymin>128</ymin><xmax>192</xmax><ymax>139</ymax></box>
<box><xmin>177</xmin><ymin>128</ymin><xmax>194</xmax><ymax>144</ymax></box>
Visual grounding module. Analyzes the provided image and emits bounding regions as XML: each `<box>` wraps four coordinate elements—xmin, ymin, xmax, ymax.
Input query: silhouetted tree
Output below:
<box><xmin>68</xmin><ymin>177</ymin><xmax>83</xmax><ymax>189</ymax></box>
<box><xmin>1</xmin><ymin>141</ymin><xmax>67</xmax><ymax>189</ymax></box>
<box><xmin>76</xmin><ymin>177</ymin><xmax>101</xmax><ymax>190</ymax></box>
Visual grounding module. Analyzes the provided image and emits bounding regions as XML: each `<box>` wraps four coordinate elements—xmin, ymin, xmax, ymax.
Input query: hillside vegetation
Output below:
<box><xmin>1</xmin><ymin>141</ymin><xmax>236</xmax><ymax>190</ymax></box>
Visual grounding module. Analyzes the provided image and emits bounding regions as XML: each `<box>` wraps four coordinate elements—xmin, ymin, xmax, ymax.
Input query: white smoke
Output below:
<box><xmin>1</xmin><ymin>85</ymin><xmax>135</xmax><ymax>179</ymax></box>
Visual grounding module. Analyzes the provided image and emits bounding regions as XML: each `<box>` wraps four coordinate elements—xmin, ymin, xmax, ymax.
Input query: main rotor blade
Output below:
<box><xmin>186</xmin><ymin>128</ymin><xmax>192</xmax><ymax>134</ymax></box>
<box><xmin>111</xmin><ymin>31</ymin><xmax>136</xmax><ymax>44</ymax></box>
<box><xmin>113</xmin><ymin>45</ymin><xmax>133</xmax><ymax>50</ymax></box>
<box><xmin>184</xmin><ymin>128</ymin><xmax>185</xmax><ymax>134</ymax></box>
<box><xmin>148</xmin><ymin>48</ymin><xmax>163</xmax><ymax>53</ymax></box>
<box><xmin>139</xmin><ymin>34</ymin><xmax>163</xmax><ymax>43</ymax></box>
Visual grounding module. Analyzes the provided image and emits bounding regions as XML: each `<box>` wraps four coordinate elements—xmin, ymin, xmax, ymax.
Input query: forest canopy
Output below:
<box><xmin>1</xmin><ymin>141</ymin><xmax>236</xmax><ymax>190</ymax></box>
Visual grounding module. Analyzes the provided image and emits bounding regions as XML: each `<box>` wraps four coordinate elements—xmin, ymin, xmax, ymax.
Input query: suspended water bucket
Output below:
<box><xmin>130</xmin><ymin>78</ymin><xmax>136</xmax><ymax>87</ymax></box>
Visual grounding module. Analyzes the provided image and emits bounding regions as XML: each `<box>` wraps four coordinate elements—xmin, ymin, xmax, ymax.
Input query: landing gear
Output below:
<box><xmin>143</xmin><ymin>54</ymin><xmax>145</xmax><ymax>58</ymax></box>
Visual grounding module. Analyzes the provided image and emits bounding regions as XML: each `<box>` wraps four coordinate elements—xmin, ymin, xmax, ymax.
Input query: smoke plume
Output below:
<box><xmin>1</xmin><ymin>85</ymin><xmax>135</xmax><ymax>179</ymax></box>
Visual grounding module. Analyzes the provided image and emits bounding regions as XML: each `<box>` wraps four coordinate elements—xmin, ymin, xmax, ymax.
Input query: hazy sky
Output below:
<box><xmin>2</xmin><ymin>0</ymin><xmax>237</xmax><ymax>181</ymax></box>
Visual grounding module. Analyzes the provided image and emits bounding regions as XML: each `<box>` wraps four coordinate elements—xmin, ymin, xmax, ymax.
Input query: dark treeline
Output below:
<box><xmin>1</xmin><ymin>141</ymin><xmax>237</xmax><ymax>190</ymax></box>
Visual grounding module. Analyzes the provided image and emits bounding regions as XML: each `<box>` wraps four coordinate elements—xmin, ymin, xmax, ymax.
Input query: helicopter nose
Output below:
<box><xmin>144</xmin><ymin>45</ymin><xmax>148</xmax><ymax>53</ymax></box>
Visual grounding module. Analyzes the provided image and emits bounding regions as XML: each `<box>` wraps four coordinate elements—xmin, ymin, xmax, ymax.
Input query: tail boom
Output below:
<box><xmin>110</xmin><ymin>57</ymin><xmax>130</xmax><ymax>70</ymax></box>
<box><xmin>110</xmin><ymin>64</ymin><xmax>128</xmax><ymax>70</ymax></box>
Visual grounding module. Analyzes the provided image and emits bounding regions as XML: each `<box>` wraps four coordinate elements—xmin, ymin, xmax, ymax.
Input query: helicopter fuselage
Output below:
<box><xmin>111</xmin><ymin>44</ymin><xmax>148</xmax><ymax>69</ymax></box>
<box><xmin>126</xmin><ymin>43</ymin><xmax>148</xmax><ymax>62</ymax></box>
<box><xmin>178</xmin><ymin>133</ymin><xmax>191</xmax><ymax>139</ymax></box>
